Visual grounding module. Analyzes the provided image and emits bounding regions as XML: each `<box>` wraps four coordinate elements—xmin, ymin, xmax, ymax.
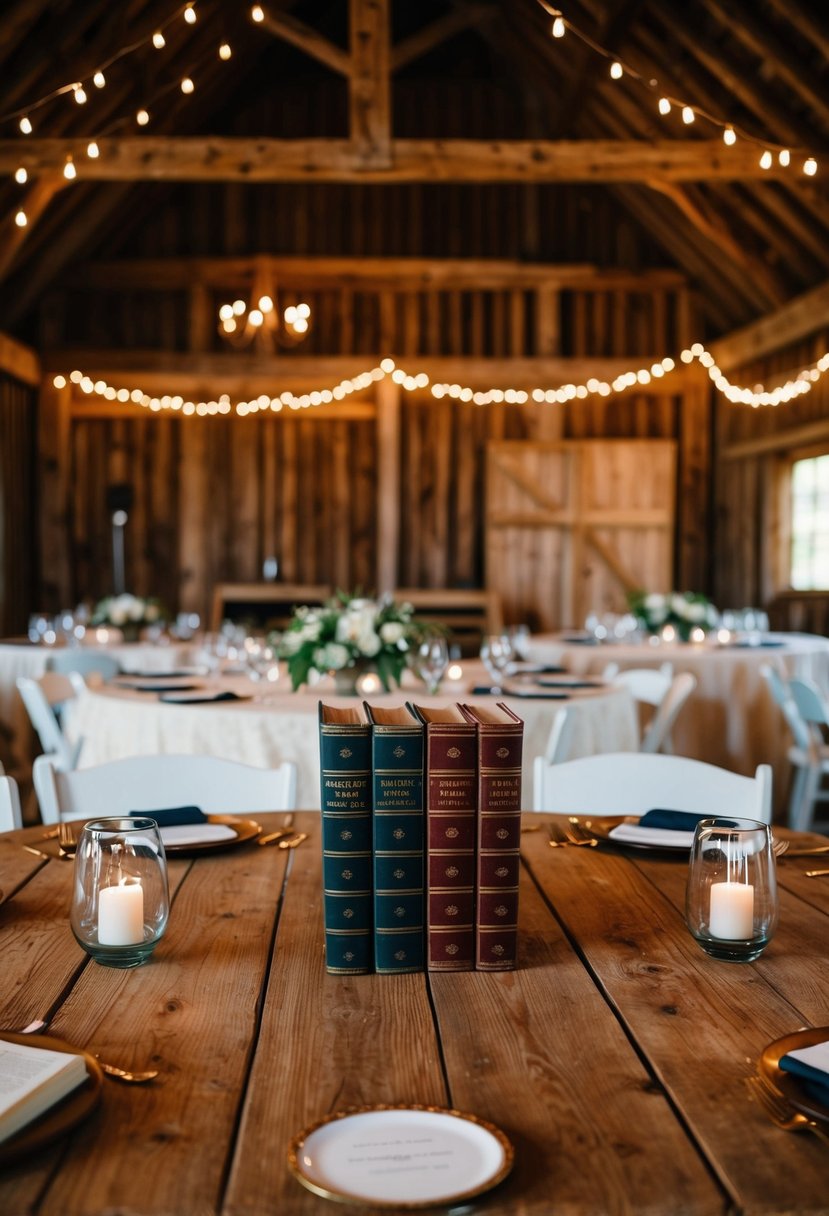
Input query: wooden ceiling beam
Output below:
<box><xmin>349</xmin><ymin>0</ymin><xmax>391</xmax><ymax>166</ymax></box>
<box><xmin>0</xmin><ymin>176</ymin><xmax>67</xmax><ymax>280</ymax></box>
<box><xmin>255</xmin><ymin>8</ymin><xmax>350</xmax><ymax>76</ymax></box>
<box><xmin>764</xmin><ymin>0</ymin><xmax>829</xmax><ymax>64</ymax></box>
<box><xmin>710</xmin><ymin>279</ymin><xmax>829</xmax><ymax>371</ymax></box>
<box><xmin>0</xmin><ymin>329</ymin><xmax>39</xmax><ymax>386</ymax></box>
<box><xmin>391</xmin><ymin>4</ymin><xmax>494</xmax><ymax>71</ymax></box>
<box><xmin>0</xmin><ymin>136</ymin><xmax>812</xmax><ymax>182</ymax></box>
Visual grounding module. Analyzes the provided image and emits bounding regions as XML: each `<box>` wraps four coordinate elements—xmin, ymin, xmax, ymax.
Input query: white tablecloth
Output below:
<box><xmin>64</xmin><ymin>664</ymin><xmax>637</xmax><ymax>811</ymax></box>
<box><xmin>527</xmin><ymin>631</ymin><xmax>829</xmax><ymax>814</ymax></box>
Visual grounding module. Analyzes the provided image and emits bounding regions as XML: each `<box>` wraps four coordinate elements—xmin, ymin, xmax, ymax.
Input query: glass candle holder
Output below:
<box><xmin>685</xmin><ymin>818</ymin><xmax>778</xmax><ymax>962</ymax></box>
<box><xmin>71</xmin><ymin>818</ymin><xmax>170</xmax><ymax>968</ymax></box>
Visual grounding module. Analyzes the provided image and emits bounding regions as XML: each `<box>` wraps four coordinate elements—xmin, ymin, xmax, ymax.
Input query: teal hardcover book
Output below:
<box><xmin>319</xmin><ymin>703</ymin><xmax>373</xmax><ymax>975</ymax></box>
<box><xmin>364</xmin><ymin>703</ymin><xmax>425</xmax><ymax>974</ymax></box>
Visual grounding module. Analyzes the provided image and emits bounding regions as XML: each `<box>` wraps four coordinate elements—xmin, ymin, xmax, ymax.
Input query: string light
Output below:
<box><xmin>136</xmin><ymin>108</ymin><xmax>150</xmax><ymax>126</ymax></box>
<box><xmin>93</xmin><ymin>71</ymin><xmax>106</xmax><ymax>89</ymax></box>
<box><xmin>535</xmin><ymin>0</ymin><xmax>819</xmax><ymax>176</ymax></box>
<box><xmin>181</xmin><ymin>77</ymin><xmax>195</xmax><ymax>94</ymax></box>
<box><xmin>73</xmin><ymin>85</ymin><xmax>87</xmax><ymax>105</ymax></box>
<box><xmin>251</xmin><ymin>5</ymin><xmax>265</xmax><ymax>22</ymax></box>
<box><xmin>15</xmin><ymin>210</ymin><xmax>27</xmax><ymax>227</ymax></box>
<box><xmin>53</xmin><ymin>347</ymin><xmax>828</xmax><ymax>420</ymax></box>
<box><xmin>63</xmin><ymin>155</ymin><xmax>76</xmax><ymax>180</ymax></box>
<box><xmin>219</xmin><ymin>43</ymin><xmax>232</xmax><ymax>60</ymax></box>
<box><xmin>152</xmin><ymin>31</ymin><xmax>166</xmax><ymax>49</ymax></box>
<box><xmin>14</xmin><ymin>166</ymin><xmax>27</xmax><ymax>183</ymax></box>
<box><xmin>759</xmin><ymin>150</ymin><xmax>773</xmax><ymax>170</ymax></box>
<box><xmin>184</xmin><ymin>4</ymin><xmax>197</xmax><ymax>24</ymax></box>
<box><xmin>19</xmin><ymin>116</ymin><xmax>32</xmax><ymax>134</ymax></box>
<box><xmin>87</xmin><ymin>141</ymin><xmax>99</xmax><ymax>158</ymax></box>
<box><xmin>778</xmin><ymin>149</ymin><xmax>790</xmax><ymax>167</ymax></box>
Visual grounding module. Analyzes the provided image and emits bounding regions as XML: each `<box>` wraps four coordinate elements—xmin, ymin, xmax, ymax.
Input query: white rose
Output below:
<box><xmin>355</xmin><ymin>628</ymin><xmax>381</xmax><ymax>657</ymax></box>
<box><xmin>298</xmin><ymin>619</ymin><xmax>321</xmax><ymax>643</ymax></box>
<box><xmin>109</xmin><ymin>599</ymin><xmax>129</xmax><ymax>626</ymax></box>
<box><xmin>687</xmin><ymin>601</ymin><xmax>707</xmax><ymax>623</ymax></box>
<box><xmin>315</xmin><ymin>642</ymin><xmax>350</xmax><ymax>670</ymax></box>
<box><xmin>380</xmin><ymin>622</ymin><xmax>405</xmax><ymax>644</ymax></box>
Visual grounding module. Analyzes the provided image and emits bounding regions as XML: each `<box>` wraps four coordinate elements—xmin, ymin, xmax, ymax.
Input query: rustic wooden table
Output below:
<box><xmin>0</xmin><ymin>813</ymin><xmax>827</xmax><ymax>1215</ymax></box>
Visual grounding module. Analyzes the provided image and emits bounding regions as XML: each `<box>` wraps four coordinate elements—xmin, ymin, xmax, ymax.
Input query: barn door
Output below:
<box><xmin>486</xmin><ymin>440</ymin><xmax>676</xmax><ymax>631</ymax></box>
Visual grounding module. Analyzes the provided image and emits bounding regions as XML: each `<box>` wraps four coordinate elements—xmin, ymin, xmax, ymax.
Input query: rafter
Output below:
<box><xmin>0</xmin><ymin>137</ymin><xmax>811</xmax><ymax>182</ymax></box>
<box><xmin>349</xmin><ymin>0</ymin><xmax>391</xmax><ymax>166</ymax></box>
<box><xmin>391</xmin><ymin>4</ymin><xmax>494</xmax><ymax>70</ymax></box>
<box><xmin>710</xmin><ymin>278</ymin><xmax>829</xmax><ymax>371</ymax></box>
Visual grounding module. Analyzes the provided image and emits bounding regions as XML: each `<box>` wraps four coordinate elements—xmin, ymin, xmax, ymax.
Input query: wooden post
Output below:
<box><xmin>375</xmin><ymin>375</ymin><xmax>400</xmax><ymax>593</ymax></box>
<box><xmin>38</xmin><ymin>379</ymin><xmax>72</xmax><ymax>608</ymax></box>
<box><xmin>349</xmin><ymin>0</ymin><xmax>392</xmax><ymax>168</ymax></box>
<box><xmin>676</xmin><ymin>364</ymin><xmax>712</xmax><ymax>593</ymax></box>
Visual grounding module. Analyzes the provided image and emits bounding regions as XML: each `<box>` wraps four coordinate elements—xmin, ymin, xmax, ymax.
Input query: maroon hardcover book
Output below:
<box><xmin>410</xmin><ymin>703</ymin><xmax>477</xmax><ymax>972</ymax></box>
<box><xmin>461</xmin><ymin>702</ymin><xmax>523</xmax><ymax>971</ymax></box>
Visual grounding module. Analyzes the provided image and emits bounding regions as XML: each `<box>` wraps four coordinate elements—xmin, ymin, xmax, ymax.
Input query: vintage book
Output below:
<box><xmin>410</xmin><ymin>703</ymin><xmax>477</xmax><ymax>972</ymax></box>
<box><xmin>364</xmin><ymin>703</ymin><xmax>425</xmax><ymax>975</ymax></box>
<box><xmin>461</xmin><ymin>702</ymin><xmax>524</xmax><ymax>971</ymax></box>
<box><xmin>0</xmin><ymin>1039</ymin><xmax>87</xmax><ymax>1145</ymax></box>
<box><xmin>318</xmin><ymin>703</ymin><xmax>373</xmax><ymax>975</ymax></box>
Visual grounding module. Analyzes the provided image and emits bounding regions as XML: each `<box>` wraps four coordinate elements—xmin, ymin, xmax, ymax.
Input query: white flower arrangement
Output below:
<box><xmin>91</xmin><ymin>593</ymin><xmax>165</xmax><ymax>629</ymax></box>
<box><xmin>277</xmin><ymin>593</ymin><xmax>420</xmax><ymax>690</ymax></box>
<box><xmin>628</xmin><ymin>590</ymin><xmax>718</xmax><ymax>640</ymax></box>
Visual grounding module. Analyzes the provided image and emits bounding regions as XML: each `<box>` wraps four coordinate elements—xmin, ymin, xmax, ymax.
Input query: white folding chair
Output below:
<box><xmin>531</xmin><ymin>706</ymin><xmax>577</xmax><ymax>806</ymax></box>
<box><xmin>33</xmin><ymin>753</ymin><xmax>298</xmax><ymax>825</ymax></box>
<box><xmin>532</xmin><ymin>752</ymin><xmax>772</xmax><ymax>823</ymax></box>
<box><xmin>16</xmin><ymin>674</ymin><xmax>83</xmax><ymax>770</ymax></box>
<box><xmin>0</xmin><ymin>775</ymin><xmax>22</xmax><ymax>831</ymax></box>
<box><xmin>761</xmin><ymin>665</ymin><xmax>827</xmax><ymax>830</ymax></box>
<box><xmin>783</xmin><ymin>676</ymin><xmax>829</xmax><ymax>831</ymax></box>
<box><xmin>46</xmin><ymin>650</ymin><xmax>120</xmax><ymax>681</ymax></box>
<box><xmin>640</xmin><ymin>672</ymin><xmax>697</xmax><ymax>754</ymax></box>
<box><xmin>603</xmin><ymin>662</ymin><xmax>677</xmax><ymax>750</ymax></box>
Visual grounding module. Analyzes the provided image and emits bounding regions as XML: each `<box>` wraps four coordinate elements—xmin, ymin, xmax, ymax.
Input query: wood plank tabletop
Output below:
<box><xmin>0</xmin><ymin>813</ymin><xmax>827</xmax><ymax>1215</ymax></box>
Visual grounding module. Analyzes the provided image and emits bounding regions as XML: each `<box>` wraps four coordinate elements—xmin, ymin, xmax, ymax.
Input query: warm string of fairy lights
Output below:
<box><xmin>8</xmin><ymin>2</ymin><xmax>241</xmax><ymax>228</ymax></box>
<box><xmin>51</xmin><ymin>347</ymin><xmax>829</xmax><ymax>418</ymax></box>
<box><xmin>536</xmin><ymin>1</ymin><xmax>819</xmax><ymax>177</ymax></box>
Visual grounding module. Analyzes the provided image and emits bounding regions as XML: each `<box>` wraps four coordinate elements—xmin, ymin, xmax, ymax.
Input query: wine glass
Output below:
<box><xmin>507</xmin><ymin>624</ymin><xmax>531</xmax><ymax>661</ymax></box>
<box><xmin>480</xmin><ymin>633</ymin><xmax>514</xmax><ymax>690</ymax></box>
<box><xmin>415</xmin><ymin>636</ymin><xmax>449</xmax><ymax>694</ymax></box>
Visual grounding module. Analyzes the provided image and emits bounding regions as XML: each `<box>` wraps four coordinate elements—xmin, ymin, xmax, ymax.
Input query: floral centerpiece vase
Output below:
<box><xmin>91</xmin><ymin>593</ymin><xmax>167</xmax><ymax>643</ymax></box>
<box><xmin>627</xmin><ymin>590</ymin><xmax>718</xmax><ymax>642</ymax></box>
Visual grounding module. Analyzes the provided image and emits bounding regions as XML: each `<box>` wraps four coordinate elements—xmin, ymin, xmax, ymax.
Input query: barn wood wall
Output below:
<box><xmin>0</xmin><ymin>373</ymin><xmax>37</xmax><ymax>634</ymax></box>
<box><xmin>715</xmin><ymin>326</ymin><xmax>829</xmax><ymax>633</ymax></box>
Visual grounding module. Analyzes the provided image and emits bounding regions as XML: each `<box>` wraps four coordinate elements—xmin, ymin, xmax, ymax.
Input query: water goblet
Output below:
<box><xmin>415</xmin><ymin>636</ymin><xmax>449</xmax><ymax>694</ymax></box>
<box><xmin>480</xmin><ymin>633</ymin><xmax>514</xmax><ymax>690</ymax></box>
<box><xmin>507</xmin><ymin>624</ymin><xmax>531</xmax><ymax>661</ymax></box>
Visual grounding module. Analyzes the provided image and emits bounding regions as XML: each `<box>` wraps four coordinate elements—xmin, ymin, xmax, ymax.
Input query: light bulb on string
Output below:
<box><xmin>93</xmin><ymin>71</ymin><xmax>105</xmax><ymax>88</ymax></box>
<box><xmin>658</xmin><ymin>97</ymin><xmax>671</xmax><ymax>115</ymax></box>
<box><xmin>219</xmin><ymin>43</ymin><xmax>232</xmax><ymax>59</ymax></box>
<box><xmin>251</xmin><ymin>5</ymin><xmax>265</xmax><ymax>21</ymax></box>
<box><xmin>184</xmin><ymin>4</ymin><xmax>197</xmax><ymax>24</ymax></box>
<box><xmin>804</xmin><ymin>157</ymin><xmax>818</xmax><ymax>176</ymax></box>
<box><xmin>609</xmin><ymin>61</ymin><xmax>623</xmax><ymax>80</ymax></box>
<box><xmin>19</xmin><ymin>116</ymin><xmax>32</xmax><ymax>134</ymax></box>
<box><xmin>73</xmin><ymin>85</ymin><xmax>87</xmax><ymax>104</ymax></box>
<box><xmin>14</xmin><ymin>210</ymin><xmax>27</xmax><ymax>227</ymax></box>
<box><xmin>152</xmin><ymin>31</ymin><xmax>165</xmax><ymax>48</ymax></box>
<box><xmin>14</xmin><ymin>166</ymin><xmax>27</xmax><ymax>184</ymax></box>
<box><xmin>181</xmin><ymin>77</ymin><xmax>194</xmax><ymax>93</ymax></box>
<box><xmin>778</xmin><ymin>149</ymin><xmax>790</xmax><ymax>166</ymax></box>
<box><xmin>136</xmin><ymin>108</ymin><xmax>150</xmax><ymax>126</ymax></box>
<box><xmin>552</xmin><ymin>15</ymin><xmax>565</xmax><ymax>37</ymax></box>
<box><xmin>723</xmin><ymin>125</ymin><xmax>736</xmax><ymax>145</ymax></box>
<box><xmin>759</xmin><ymin>150</ymin><xmax>773</xmax><ymax>170</ymax></box>
<box><xmin>681</xmin><ymin>105</ymin><xmax>695</xmax><ymax>124</ymax></box>
<box><xmin>87</xmin><ymin>141</ymin><xmax>99</xmax><ymax>158</ymax></box>
<box><xmin>63</xmin><ymin>156</ymin><xmax>76</xmax><ymax>180</ymax></box>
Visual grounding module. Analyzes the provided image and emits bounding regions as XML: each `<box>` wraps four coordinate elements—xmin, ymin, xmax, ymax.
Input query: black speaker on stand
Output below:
<box><xmin>106</xmin><ymin>484</ymin><xmax>134</xmax><ymax>595</ymax></box>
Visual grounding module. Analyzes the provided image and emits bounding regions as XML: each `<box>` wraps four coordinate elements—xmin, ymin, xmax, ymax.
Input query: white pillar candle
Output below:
<box><xmin>709</xmin><ymin>881</ymin><xmax>754</xmax><ymax>940</ymax></box>
<box><xmin>98</xmin><ymin>879</ymin><xmax>144</xmax><ymax>945</ymax></box>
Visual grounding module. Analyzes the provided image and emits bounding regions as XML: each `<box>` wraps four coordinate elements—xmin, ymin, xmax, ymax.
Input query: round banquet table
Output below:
<box><xmin>62</xmin><ymin>663</ymin><xmax>637</xmax><ymax>811</ymax></box>
<box><xmin>526</xmin><ymin>631</ymin><xmax>829</xmax><ymax>815</ymax></box>
<box><xmin>0</xmin><ymin>638</ymin><xmax>197</xmax><ymax>789</ymax></box>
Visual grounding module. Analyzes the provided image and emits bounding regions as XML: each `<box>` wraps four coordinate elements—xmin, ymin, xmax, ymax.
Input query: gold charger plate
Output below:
<box><xmin>0</xmin><ymin>1032</ymin><xmax>104</xmax><ymax>1167</ymax></box>
<box><xmin>160</xmin><ymin>814</ymin><xmax>262</xmax><ymax>855</ymax></box>
<box><xmin>287</xmin><ymin>1103</ymin><xmax>514</xmax><ymax>1209</ymax></box>
<box><xmin>758</xmin><ymin>1026</ymin><xmax>829</xmax><ymax>1125</ymax></box>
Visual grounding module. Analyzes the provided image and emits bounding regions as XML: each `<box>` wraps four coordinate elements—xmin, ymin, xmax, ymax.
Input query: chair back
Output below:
<box><xmin>16</xmin><ymin>675</ymin><xmax>81</xmax><ymax>770</ymax></box>
<box><xmin>640</xmin><ymin>672</ymin><xmax>697</xmax><ymax>754</ymax></box>
<box><xmin>533</xmin><ymin>752</ymin><xmax>772</xmax><ymax>824</ymax></box>
<box><xmin>532</xmin><ymin>707</ymin><xmax>577</xmax><ymax>804</ymax></box>
<box><xmin>0</xmin><ymin>775</ymin><xmax>22</xmax><ymax>831</ymax></box>
<box><xmin>761</xmin><ymin>666</ymin><xmax>812</xmax><ymax>752</ymax></box>
<box><xmin>33</xmin><ymin>753</ymin><xmax>298</xmax><ymax>825</ymax></box>
<box><xmin>604</xmin><ymin>662</ymin><xmax>674</xmax><ymax>707</ymax></box>
<box><xmin>787</xmin><ymin>677</ymin><xmax>829</xmax><ymax>729</ymax></box>
<box><xmin>46</xmin><ymin>650</ymin><xmax>120</xmax><ymax>681</ymax></box>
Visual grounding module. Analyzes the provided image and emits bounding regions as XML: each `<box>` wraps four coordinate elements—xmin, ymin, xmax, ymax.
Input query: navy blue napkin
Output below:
<box><xmin>639</xmin><ymin>809</ymin><xmax>737</xmax><ymax>830</ymax></box>
<box><xmin>158</xmin><ymin>690</ymin><xmax>249</xmax><ymax>704</ymax></box>
<box><xmin>123</xmin><ymin>681</ymin><xmax>200</xmax><ymax>693</ymax></box>
<box><xmin>129</xmin><ymin>806</ymin><xmax>207</xmax><ymax>827</ymax></box>
<box><xmin>779</xmin><ymin>1054</ymin><xmax>829</xmax><ymax>1105</ymax></box>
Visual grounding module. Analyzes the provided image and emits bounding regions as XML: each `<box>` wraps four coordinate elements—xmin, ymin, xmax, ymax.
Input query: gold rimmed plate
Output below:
<box><xmin>287</xmin><ymin>1104</ymin><xmax>514</xmax><ymax>1209</ymax></box>
<box><xmin>758</xmin><ymin>1026</ymin><xmax>829</xmax><ymax>1125</ymax></box>
<box><xmin>0</xmin><ymin>1032</ymin><xmax>104</xmax><ymax>1168</ymax></box>
<box><xmin>159</xmin><ymin>815</ymin><xmax>262</xmax><ymax>855</ymax></box>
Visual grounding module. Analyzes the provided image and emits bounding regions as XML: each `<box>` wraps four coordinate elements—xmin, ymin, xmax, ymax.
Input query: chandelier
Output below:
<box><xmin>217</xmin><ymin>261</ymin><xmax>311</xmax><ymax>350</ymax></box>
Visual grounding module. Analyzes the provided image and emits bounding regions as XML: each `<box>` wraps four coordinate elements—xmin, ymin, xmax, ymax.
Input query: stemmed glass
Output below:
<box><xmin>415</xmin><ymin>636</ymin><xmax>449</xmax><ymax>694</ymax></box>
<box><xmin>480</xmin><ymin>633</ymin><xmax>515</xmax><ymax>690</ymax></box>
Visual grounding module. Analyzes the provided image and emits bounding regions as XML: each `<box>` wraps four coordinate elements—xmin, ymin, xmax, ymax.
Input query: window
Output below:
<box><xmin>791</xmin><ymin>454</ymin><xmax>829</xmax><ymax>589</ymax></box>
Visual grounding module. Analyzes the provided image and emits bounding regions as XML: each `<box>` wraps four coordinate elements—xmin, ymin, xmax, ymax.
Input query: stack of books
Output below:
<box><xmin>318</xmin><ymin>699</ymin><xmax>523</xmax><ymax>975</ymax></box>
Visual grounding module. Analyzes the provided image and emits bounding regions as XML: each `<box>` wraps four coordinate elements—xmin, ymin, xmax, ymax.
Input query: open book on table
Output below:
<box><xmin>0</xmin><ymin>1038</ymin><xmax>88</xmax><ymax>1144</ymax></box>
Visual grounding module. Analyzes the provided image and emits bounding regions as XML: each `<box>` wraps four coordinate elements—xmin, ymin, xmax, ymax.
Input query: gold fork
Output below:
<box><xmin>563</xmin><ymin>818</ymin><xmax>598</xmax><ymax>848</ymax></box>
<box><xmin>258</xmin><ymin>813</ymin><xmax>294</xmax><ymax>847</ymax></box>
<box><xmin>547</xmin><ymin>823</ymin><xmax>570</xmax><ymax>848</ymax></box>
<box><xmin>747</xmin><ymin>1074</ymin><xmax>829</xmax><ymax>1145</ymax></box>
<box><xmin>58</xmin><ymin>821</ymin><xmax>77</xmax><ymax>859</ymax></box>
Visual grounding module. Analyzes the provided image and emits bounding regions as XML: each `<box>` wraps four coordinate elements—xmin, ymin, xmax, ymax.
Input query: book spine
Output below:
<box><xmin>319</xmin><ymin>721</ymin><xmax>373</xmax><ymax>975</ymax></box>
<box><xmin>476</xmin><ymin>720</ymin><xmax>523</xmax><ymax>971</ymax></box>
<box><xmin>425</xmin><ymin>721</ymin><xmax>477</xmax><ymax>971</ymax></box>
<box><xmin>372</xmin><ymin>724</ymin><xmax>425</xmax><ymax>974</ymax></box>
